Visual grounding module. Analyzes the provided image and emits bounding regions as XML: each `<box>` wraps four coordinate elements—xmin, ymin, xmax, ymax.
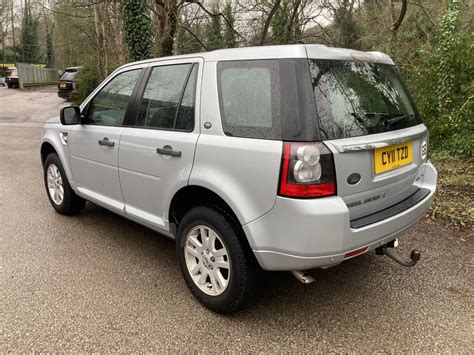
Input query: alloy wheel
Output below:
<box><xmin>184</xmin><ymin>225</ymin><xmax>231</xmax><ymax>296</ymax></box>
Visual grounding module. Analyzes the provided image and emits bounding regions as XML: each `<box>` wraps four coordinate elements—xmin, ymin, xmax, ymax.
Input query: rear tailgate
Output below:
<box><xmin>325</xmin><ymin>124</ymin><xmax>428</xmax><ymax>221</ymax></box>
<box><xmin>305</xmin><ymin>51</ymin><xmax>430</xmax><ymax>225</ymax></box>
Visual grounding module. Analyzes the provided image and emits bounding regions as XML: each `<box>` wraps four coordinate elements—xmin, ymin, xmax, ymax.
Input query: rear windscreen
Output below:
<box><xmin>309</xmin><ymin>59</ymin><xmax>421</xmax><ymax>140</ymax></box>
<box><xmin>59</xmin><ymin>70</ymin><xmax>79</xmax><ymax>81</ymax></box>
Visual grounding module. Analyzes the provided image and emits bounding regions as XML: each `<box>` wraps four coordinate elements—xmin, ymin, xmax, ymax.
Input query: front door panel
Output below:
<box><xmin>69</xmin><ymin>67</ymin><xmax>143</xmax><ymax>212</ymax></box>
<box><xmin>69</xmin><ymin>125</ymin><xmax>124</xmax><ymax>209</ymax></box>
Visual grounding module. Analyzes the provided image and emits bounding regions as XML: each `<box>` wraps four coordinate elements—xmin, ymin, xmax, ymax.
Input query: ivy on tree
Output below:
<box><xmin>120</xmin><ymin>0</ymin><xmax>154</xmax><ymax>61</ymax></box>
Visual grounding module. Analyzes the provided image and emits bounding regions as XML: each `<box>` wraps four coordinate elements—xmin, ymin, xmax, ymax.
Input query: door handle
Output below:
<box><xmin>157</xmin><ymin>145</ymin><xmax>181</xmax><ymax>157</ymax></box>
<box><xmin>98</xmin><ymin>137</ymin><xmax>115</xmax><ymax>147</ymax></box>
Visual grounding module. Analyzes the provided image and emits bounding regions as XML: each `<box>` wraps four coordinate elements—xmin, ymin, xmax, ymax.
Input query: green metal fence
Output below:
<box><xmin>16</xmin><ymin>63</ymin><xmax>58</xmax><ymax>89</ymax></box>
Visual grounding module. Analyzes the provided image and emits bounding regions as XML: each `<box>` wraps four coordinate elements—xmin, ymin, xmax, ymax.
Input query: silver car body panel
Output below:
<box><xmin>41</xmin><ymin>44</ymin><xmax>437</xmax><ymax>271</ymax></box>
<box><xmin>68</xmin><ymin>125</ymin><xmax>125</xmax><ymax>214</ymax></box>
<box><xmin>188</xmin><ymin>61</ymin><xmax>282</xmax><ymax>224</ymax></box>
<box><xmin>245</xmin><ymin>162</ymin><xmax>437</xmax><ymax>270</ymax></box>
<box><xmin>325</xmin><ymin>124</ymin><xmax>429</xmax><ymax>220</ymax></box>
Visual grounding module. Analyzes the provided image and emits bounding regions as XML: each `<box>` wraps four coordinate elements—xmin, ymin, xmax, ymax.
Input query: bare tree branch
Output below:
<box><xmin>178</xmin><ymin>23</ymin><xmax>208</xmax><ymax>50</ymax></box>
<box><xmin>185</xmin><ymin>0</ymin><xmax>254</xmax><ymax>45</ymax></box>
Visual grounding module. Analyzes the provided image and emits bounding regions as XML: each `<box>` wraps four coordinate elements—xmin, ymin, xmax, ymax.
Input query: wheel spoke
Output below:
<box><xmin>200</xmin><ymin>227</ymin><xmax>208</xmax><ymax>247</ymax></box>
<box><xmin>215</xmin><ymin>260</ymin><xmax>229</xmax><ymax>269</ymax></box>
<box><xmin>213</xmin><ymin>248</ymin><xmax>227</xmax><ymax>257</ymax></box>
<box><xmin>47</xmin><ymin>176</ymin><xmax>55</xmax><ymax>188</ymax></box>
<box><xmin>209</xmin><ymin>270</ymin><xmax>219</xmax><ymax>292</ymax></box>
<box><xmin>190</xmin><ymin>262</ymin><xmax>201</xmax><ymax>275</ymax></box>
<box><xmin>186</xmin><ymin>245</ymin><xmax>200</xmax><ymax>259</ymax></box>
<box><xmin>197</xmin><ymin>270</ymin><xmax>208</xmax><ymax>286</ymax></box>
<box><xmin>208</xmin><ymin>230</ymin><xmax>217</xmax><ymax>251</ymax></box>
<box><xmin>214</xmin><ymin>269</ymin><xmax>228</xmax><ymax>290</ymax></box>
<box><xmin>188</xmin><ymin>235</ymin><xmax>202</xmax><ymax>250</ymax></box>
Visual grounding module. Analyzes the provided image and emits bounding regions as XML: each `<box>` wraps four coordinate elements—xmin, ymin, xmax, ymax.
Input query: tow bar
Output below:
<box><xmin>376</xmin><ymin>239</ymin><xmax>421</xmax><ymax>267</ymax></box>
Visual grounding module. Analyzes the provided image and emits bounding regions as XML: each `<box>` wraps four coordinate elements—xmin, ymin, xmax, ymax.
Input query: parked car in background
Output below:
<box><xmin>40</xmin><ymin>44</ymin><xmax>437</xmax><ymax>313</ymax></box>
<box><xmin>0</xmin><ymin>77</ymin><xmax>5</xmax><ymax>86</ymax></box>
<box><xmin>57</xmin><ymin>67</ymin><xmax>81</xmax><ymax>100</ymax></box>
<box><xmin>6</xmin><ymin>68</ymin><xmax>19</xmax><ymax>88</ymax></box>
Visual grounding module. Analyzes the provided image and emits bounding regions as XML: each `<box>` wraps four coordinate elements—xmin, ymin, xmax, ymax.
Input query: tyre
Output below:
<box><xmin>176</xmin><ymin>206</ymin><xmax>260</xmax><ymax>314</ymax></box>
<box><xmin>44</xmin><ymin>153</ymin><xmax>86</xmax><ymax>215</ymax></box>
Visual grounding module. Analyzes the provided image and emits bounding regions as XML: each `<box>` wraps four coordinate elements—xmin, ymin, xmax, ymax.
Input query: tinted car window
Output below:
<box><xmin>217</xmin><ymin>60</ymin><xmax>281</xmax><ymax>140</ymax></box>
<box><xmin>137</xmin><ymin>64</ymin><xmax>193</xmax><ymax>130</ymax></box>
<box><xmin>309</xmin><ymin>59</ymin><xmax>421</xmax><ymax>140</ymax></box>
<box><xmin>86</xmin><ymin>69</ymin><xmax>141</xmax><ymax>126</ymax></box>
<box><xmin>60</xmin><ymin>70</ymin><xmax>79</xmax><ymax>81</ymax></box>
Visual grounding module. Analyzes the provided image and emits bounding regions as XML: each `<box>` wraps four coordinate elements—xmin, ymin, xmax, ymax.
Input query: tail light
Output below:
<box><xmin>279</xmin><ymin>142</ymin><xmax>336</xmax><ymax>198</ymax></box>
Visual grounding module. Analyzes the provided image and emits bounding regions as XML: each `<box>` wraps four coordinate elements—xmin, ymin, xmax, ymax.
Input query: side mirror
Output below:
<box><xmin>60</xmin><ymin>106</ymin><xmax>81</xmax><ymax>125</ymax></box>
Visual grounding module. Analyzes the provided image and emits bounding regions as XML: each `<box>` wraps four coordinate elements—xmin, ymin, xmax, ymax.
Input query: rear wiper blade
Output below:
<box><xmin>385</xmin><ymin>114</ymin><xmax>407</xmax><ymax>126</ymax></box>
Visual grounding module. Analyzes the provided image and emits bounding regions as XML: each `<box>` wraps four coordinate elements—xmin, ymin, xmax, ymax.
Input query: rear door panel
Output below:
<box><xmin>118</xmin><ymin>58</ymin><xmax>203</xmax><ymax>231</ymax></box>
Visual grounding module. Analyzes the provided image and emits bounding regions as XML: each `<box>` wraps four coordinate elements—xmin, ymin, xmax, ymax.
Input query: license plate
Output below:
<box><xmin>59</xmin><ymin>83</ymin><xmax>66</xmax><ymax>88</ymax></box>
<box><xmin>374</xmin><ymin>142</ymin><xmax>413</xmax><ymax>174</ymax></box>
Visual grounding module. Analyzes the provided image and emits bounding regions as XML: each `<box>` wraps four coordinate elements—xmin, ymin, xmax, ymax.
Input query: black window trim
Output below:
<box><xmin>127</xmin><ymin>62</ymin><xmax>199</xmax><ymax>133</ymax></box>
<box><xmin>81</xmin><ymin>67</ymin><xmax>147</xmax><ymax>127</ymax></box>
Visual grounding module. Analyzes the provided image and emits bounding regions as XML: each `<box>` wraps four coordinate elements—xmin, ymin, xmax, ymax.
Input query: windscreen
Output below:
<box><xmin>59</xmin><ymin>69</ymin><xmax>79</xmax><ymax>81</ymax></box>
<box><xmin>309</xmin><ymin>59</ymin><xmax>421</xmax><ymax>140</ymax></box>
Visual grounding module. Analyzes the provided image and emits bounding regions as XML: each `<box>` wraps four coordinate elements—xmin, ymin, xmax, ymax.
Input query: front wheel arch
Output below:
<box><xmin>41</xmin><ymin>142</ymin><xmax>58</xmax><ymax>166</ymax></box>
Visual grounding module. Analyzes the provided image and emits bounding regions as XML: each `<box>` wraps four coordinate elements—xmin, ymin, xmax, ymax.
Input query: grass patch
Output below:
<box><xmin>428</xmin><ymin>156</ymin><xmax>473</xmax><ymax>230</ymax></box>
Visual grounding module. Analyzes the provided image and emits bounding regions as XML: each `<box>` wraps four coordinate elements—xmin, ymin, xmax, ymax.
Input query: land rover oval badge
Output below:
<box><xmin>347</xmin><ymin>173</ymin><xmax>361</xmax><ymax>185</ymax></box>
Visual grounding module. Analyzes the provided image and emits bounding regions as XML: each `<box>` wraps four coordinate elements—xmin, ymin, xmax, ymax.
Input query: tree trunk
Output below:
<box><xmin>10</xmin><ymin>0</ymin><xmax>15</xmax><ymax>45</ymax></box>
<box><xmin>162</xmin><ymin>0</ymin><xmax>178</xmax><ymax>56</ymax></box>
<box><xmin>260</xmin><ymin>0</ymin><xmax>282</xmax><ymax>45</ymax></box>
<box><xmin>155</xmin><ymin>0</ymin><xmax>178</xmax><ymax>57</ymax></box>
<box><xmin>93</xmin><ymin>1</ymin><xmax>107</xmax><ymax>78</ymax></box>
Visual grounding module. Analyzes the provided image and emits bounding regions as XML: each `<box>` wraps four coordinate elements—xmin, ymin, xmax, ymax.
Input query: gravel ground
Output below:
<box><xmin>1</xmin><ymin>86</ymin><xmax>473</xmax><ymax>352</ymax></box>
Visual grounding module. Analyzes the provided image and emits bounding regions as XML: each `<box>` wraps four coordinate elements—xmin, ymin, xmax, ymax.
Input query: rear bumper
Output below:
<box><xmin>58</xmin><ymin>91</ymin><xmax>72</xmax><ymax>99</ymax></box>
<box><xmin>244</xmin><ymin>162</ymin><xmax>437</xmax><ymax>271</ymax></box>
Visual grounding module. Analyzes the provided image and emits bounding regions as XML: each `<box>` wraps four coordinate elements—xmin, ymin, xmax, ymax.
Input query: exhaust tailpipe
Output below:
<box><xmin>291</xmin><ymin>270</ymin><xmax>315</xmax><ymax>284</ymax></box>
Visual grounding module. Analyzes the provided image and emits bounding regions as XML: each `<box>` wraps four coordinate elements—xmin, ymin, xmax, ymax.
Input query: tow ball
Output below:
<box><xmin>376</xmin><ymin>239</ymin><xmax>421</xmax><ymax>267</ymax></box>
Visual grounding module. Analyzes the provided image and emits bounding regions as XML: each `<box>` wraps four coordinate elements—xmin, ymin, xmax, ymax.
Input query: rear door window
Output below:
<box><xmin>136</xmin><ymin>63</ymin><xmax>197</xmax><ymax>131</ymax></box>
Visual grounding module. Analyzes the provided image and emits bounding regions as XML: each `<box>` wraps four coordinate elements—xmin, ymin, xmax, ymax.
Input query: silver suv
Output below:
<box><xmin>41</xmin><ymin>45</ymin><xmax>437</xmax><ymax>313</ymax></box>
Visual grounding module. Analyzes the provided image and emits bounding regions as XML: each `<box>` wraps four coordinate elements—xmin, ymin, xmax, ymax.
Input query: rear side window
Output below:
<box><xmin>217</xmin><ymin>59</ymin><xmax>319</xmax><ymax>141</ymax></box>
<box><xmin>309</xmin><ymin>59</ymin><xmax>422</xmax><ymax>140</ymax></box>
<box><xmin>60</xmin><ymin>69</ymin><xmax>79</xmax><ymax>81</ymax></box>
<box><xmin>137</xmin><ymin>63</ymin><xmax>197</xmax><ymax>131</ymax></box>
<box><xmin>217</xmin><ymin>60</ymin><xmax>281</xmax><ymax>140</ymax></box>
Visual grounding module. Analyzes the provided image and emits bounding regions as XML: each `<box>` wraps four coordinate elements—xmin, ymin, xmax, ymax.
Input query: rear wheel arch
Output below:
<box><xmin>169</xmin><ymin>186</ymin><xmax>248</xmax><ymax>243</ymax></box>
